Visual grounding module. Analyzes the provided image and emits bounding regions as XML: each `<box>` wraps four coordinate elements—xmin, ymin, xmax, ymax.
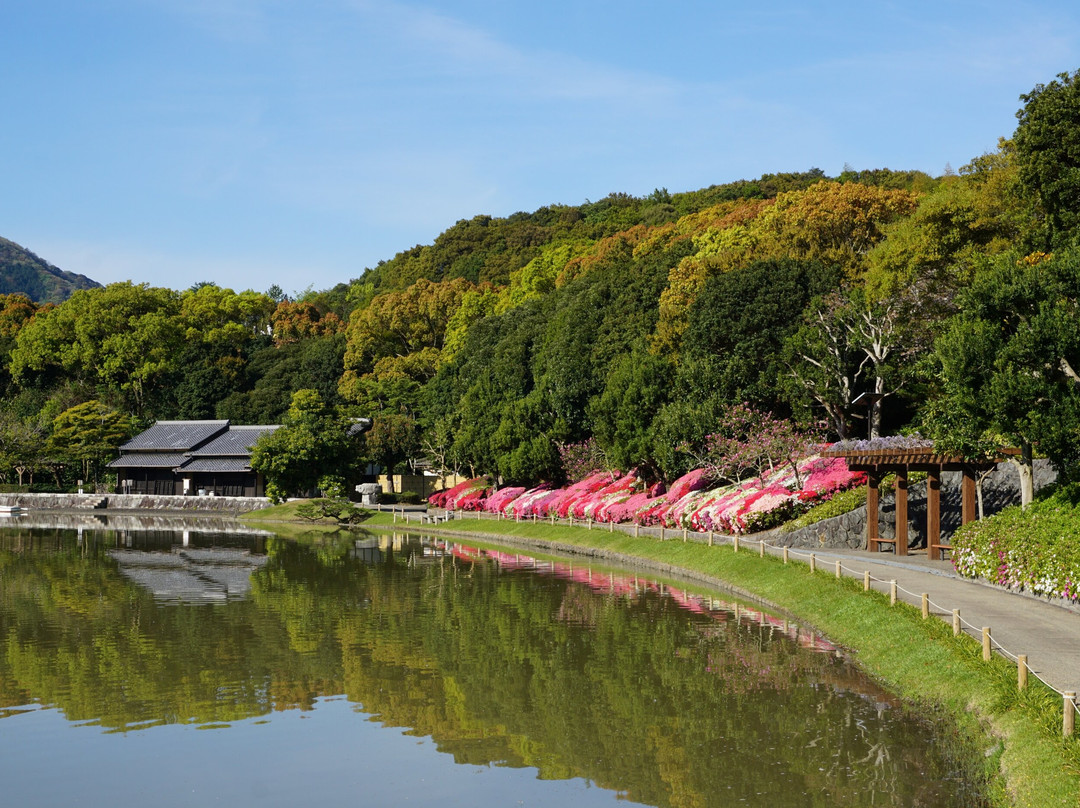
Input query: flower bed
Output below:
<box><xmin>429</xmin><ymin>453</ymin><xmax>862</xmax><ymax>534</ymax></box>
<box><xmin>951</xmin><ymin>485</ymin><xmax>1080</xmax><ymax>602</ymax></box>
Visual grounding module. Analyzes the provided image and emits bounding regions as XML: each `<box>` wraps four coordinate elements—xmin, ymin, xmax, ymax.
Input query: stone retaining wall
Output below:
<box><xmin>0</xmin><ymin>492</ymin><xmax>273</xmax><ymax>513</ymax></box>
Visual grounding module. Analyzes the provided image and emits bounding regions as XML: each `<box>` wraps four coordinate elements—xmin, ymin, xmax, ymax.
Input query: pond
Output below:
<box><xmin>0</xmin><ymin>519</ymin><xmax>986</xmax><ymax>807</ymax></box>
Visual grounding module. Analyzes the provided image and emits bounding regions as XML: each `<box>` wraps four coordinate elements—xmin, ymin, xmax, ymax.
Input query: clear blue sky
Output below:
<box><xmin>3</xmin><ymin>0</ymin><xmax>1078</xmax><ymax>296</ymax></box>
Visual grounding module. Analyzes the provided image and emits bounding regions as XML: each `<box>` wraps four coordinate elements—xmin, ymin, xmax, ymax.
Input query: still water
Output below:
<box><xmin>0</xmin><ymin>519</ymin><xmax>985</xmax><ymax>807</ymax></box>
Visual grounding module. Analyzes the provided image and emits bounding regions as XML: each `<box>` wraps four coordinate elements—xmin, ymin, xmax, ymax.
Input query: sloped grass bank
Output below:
<box><xmin>371</xmin><ymin>516</ymin><xmax>1079</xmax><ymax>808</ymax></box>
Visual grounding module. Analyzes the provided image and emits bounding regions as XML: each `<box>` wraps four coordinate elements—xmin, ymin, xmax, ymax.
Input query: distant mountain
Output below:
<box><xmin>0</xmin><ymin>237</ymin><xmax>102</xmax><ymax>304</ymax></box>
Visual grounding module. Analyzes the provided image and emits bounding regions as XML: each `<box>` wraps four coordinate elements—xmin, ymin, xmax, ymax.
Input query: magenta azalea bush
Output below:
<box><xmin>428</xmin><ymin>453</ymin><xmax>863</xmax><ymax>535</ymax></box>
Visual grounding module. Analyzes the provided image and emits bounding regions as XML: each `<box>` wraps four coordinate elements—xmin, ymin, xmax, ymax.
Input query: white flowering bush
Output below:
<box><xmin>952</xmin><ymin>485</ymin><xmax>1080</xmax><ymax>601</ymax></box>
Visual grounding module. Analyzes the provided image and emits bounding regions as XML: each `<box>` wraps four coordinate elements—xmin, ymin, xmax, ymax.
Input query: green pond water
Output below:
<box><xmin>0</xmin><ymin>520</ymin><xmax>986</xmax><ymax>807</ymax></box>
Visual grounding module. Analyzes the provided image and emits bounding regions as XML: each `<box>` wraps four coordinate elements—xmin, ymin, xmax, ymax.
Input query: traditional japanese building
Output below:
<box><xmin>109</xmin><ymin>420</ymin><xmax>279</xmax><ymax>497</ymax></box>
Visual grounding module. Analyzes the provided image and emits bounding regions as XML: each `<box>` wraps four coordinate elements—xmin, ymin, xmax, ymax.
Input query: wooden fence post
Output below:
<box><xmin>835</xmin><ymin>559</ymin><xmax>841</xmax><ymax>579</ymax></box>
<box><xmin>863</xmin><ymin>570</ymin><xmax>870</xmax><ymax>591</ymax></box>
<box><xmin>1065</xmin><ymin>692</ymin><xmax>1076</xmax><ymax>738</ymax></box>
<box><xmin>982</xmin><ymin>627</ymin><xmax>992</xmax><ymax>661</ymax></box>
<box><xmin>889</xmin><ymin>580</ymin><xmax>897</xmax><ymax>606</ymax></box>
<box><xmin>708</xmin><ymin>530</ymin><xmax>714</xmax><ymax>546</ymax></box>
<box><xmin>952</xmin><ymin>609</ymin><xmax>961</xmax><ymax>637</ymax></box>
<box><xmin>733</xmin><ymin>536</ymin><xmax>740</xmax><ymax>553</ymax></box>
<box><xmin>1018</xmin><ymin>655</ymin><xmax>1028</xmax><ymax>690</ymax></box>
<box><xmin>760</xmin><ymin>540</ymin><xmax>765</xmax><ymax>558</ymax></box>
<box><xmin>809</xmin><ymin>554</ymin><xmax>816</xmax><ymax>574</ymax></box>
<box><xmin>921</xmin><ymin>593</ymin><xmax>929</xmax><ymax>619</ymax></box>
<box><xmin>782</xmin><ymin>547</ymin><xmax>789</xmax><ymax>564</ymax></box>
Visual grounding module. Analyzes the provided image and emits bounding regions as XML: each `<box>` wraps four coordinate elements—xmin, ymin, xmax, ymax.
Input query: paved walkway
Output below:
<box><xmin>794</xmin><ymin>545</ymin><xmax>1080</xmax><ymax>697</ymax></box>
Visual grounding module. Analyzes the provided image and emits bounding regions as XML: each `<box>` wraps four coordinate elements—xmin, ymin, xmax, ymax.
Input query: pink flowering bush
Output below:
<box><xmin>432</xmin><ymin>453</ymin><xmax>862</xmax><ymax>535</ymax></box>
<box><xmin>428</xmin><ymin>477</ymin><xmax>492</xmax><ymax>510</ymax></box>
<box><xmin>485</xmin><ymin>486</ymin><xmax>526</xmax><ymax>514</ymax></box>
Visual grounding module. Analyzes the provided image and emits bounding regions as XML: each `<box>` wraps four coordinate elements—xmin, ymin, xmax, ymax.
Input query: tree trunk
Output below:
<box><xmin>870</xmin><ymin>375</ymin><xmax>886</xmax><ymax>439</ymax></box>
<box><xmin>1010</xmin><ymin>443</ymin><xmax>1034</xmax><ymax>509</ymax></box>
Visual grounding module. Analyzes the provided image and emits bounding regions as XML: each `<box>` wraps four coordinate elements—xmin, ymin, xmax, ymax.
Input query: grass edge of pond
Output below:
<box><xmin>339</xmin><ymin>512</ymin><xmax>1079</xmax><ymax>808</ymax></box>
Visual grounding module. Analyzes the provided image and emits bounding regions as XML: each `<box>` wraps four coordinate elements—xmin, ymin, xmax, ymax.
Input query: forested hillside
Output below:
<box><xmin>0</xmin><ymin>237</ymin><xmax>101</xmax><ymax>304</ymax></box>
<box><xmin>3</xmin><ymin>68</ymin><xmax>1080</xmax><ymax>497</ymax></box>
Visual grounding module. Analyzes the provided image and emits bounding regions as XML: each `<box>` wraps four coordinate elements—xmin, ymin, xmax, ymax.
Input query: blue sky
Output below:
<box><xmin>2</xmin><ymin>1</ymin><xmax>1079</xmax><ymax>296</ymax></box>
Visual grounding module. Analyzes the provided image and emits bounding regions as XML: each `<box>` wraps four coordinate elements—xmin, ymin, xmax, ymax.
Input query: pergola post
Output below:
<box><xmin>927</xmin><ymin>469</ymin><xmax>942</xmax><ymax>560</ymax></box>
<box><xmin>866</xmin><ymin>471</ymin><xmax>881</xmax><ymax>551</ymax></box>
<box><xmin>895</xmin><ymin>469</ymin><xmax>908</xmax><ymax>556</ymax></box>
<box><xmin>961</xmin><ymin>467</ymin><xmax>977</xmax><ymax>525</ymax></box>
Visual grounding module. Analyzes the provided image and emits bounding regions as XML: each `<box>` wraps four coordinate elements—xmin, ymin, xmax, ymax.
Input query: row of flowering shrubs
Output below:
<box><xmin>952</xmin><ymin>484</ymin><xmax>1080</xmax><ymax>602</ymax></box>
<box><xmin>428</xmin><ymin>455</ymin><xmax>864</xmax><ymax>535</ymax></box>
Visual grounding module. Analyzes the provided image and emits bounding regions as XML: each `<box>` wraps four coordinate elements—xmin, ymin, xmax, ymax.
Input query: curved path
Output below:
<box><xmin>808</xmin><ymin>546</ymin><xmax>1080</xmax><ymax>697</ymax></box>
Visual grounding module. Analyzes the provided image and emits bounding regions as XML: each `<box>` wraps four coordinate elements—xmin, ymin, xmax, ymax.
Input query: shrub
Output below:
<box><xmin>295</xmin><ymin>498</ymin><xmax>372</xmax><ymax>526</ymax></box>
<box><xmin>782</xmin><ymin>487</ymin><xmax>867</xmax><ymax>533</ymax></box>
<box><xmin>952</xmin><ymin>484</ymin><xmax>1080</xmax><ymax>601</ymax></box>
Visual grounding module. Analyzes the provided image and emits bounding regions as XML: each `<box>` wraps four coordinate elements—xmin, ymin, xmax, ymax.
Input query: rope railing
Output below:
<box><xmin>420</xmin><ymin>506</ymin><xmax>1080</xmax><ymax>733</ymax></box>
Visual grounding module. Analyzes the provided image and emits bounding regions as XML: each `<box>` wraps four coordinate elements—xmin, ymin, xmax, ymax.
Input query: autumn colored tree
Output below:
<box><xmin>752</xmin><ymin>181</ymin><xmax>919</xmax><ymax>274</ymax></box>
<box><xmin>340</xmin><ymin>277</ymin><xmax>479</xmax><ymax>414</ymax></box>
<box><xmin>270</xmin><ymin>300</ymin><xmax>343</xmax><ymax>346</ymax></box>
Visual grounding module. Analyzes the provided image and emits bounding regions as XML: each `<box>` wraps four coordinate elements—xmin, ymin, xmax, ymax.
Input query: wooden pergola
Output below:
<box><xmin>821</xmin><ymin>447</ymin><xmax>999</xmax><ymax>560</ymax></box>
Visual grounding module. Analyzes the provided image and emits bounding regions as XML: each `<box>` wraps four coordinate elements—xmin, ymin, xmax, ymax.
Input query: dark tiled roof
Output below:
<box><xmin>348</xmin><ymin>418</ymin><xmax>372</xmax><ymax>437</ymax></box>
<box><xmin>109</xmin><ymin>453</ymin><xmax>187</xmax><ymax>468</ymax></box>
<box><xmin>120</xmin><ymin>421</ymin><xmax>229</xmax><ymax>452</ymax></box>
<box><xmin>187</xmin><ymin>425</ymin><xmax>279</xmax><ymax>457</ymax></box>
<box><xmin>177</xmin><ymin>458</ymin><xmax>252</xmax><ymax>473</ymax></box>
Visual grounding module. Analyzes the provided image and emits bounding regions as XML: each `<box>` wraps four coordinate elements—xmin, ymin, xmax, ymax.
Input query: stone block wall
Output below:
<box><xmin>0</xmin><ymin>492</ymin><xmax>273</xmax><ymax>513</ymax></box>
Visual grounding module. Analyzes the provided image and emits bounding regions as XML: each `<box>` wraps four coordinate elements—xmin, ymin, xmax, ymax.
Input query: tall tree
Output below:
<box><xmin>46</xmin><ymin>400</ymin><xmax>131</xmax><ymax>489</ymax></box>
<box><xmin>10</xmin><ymin>283</ymin><xmax>183</xmax><ymax>415</ymax></box>
<box><xmin>249</xmin><ymin>389</ymin><xmax>360</xmax><ymax>502</ymax></box>
<box><xmin>926</xmin><ymin>249</ymin><xmax>1080</xmax><ymax>504</ymax></box>
<box><xmin>1014</xmin><ymin>69</ymin><xmax>1080</xmax><ymax>247</ymax></box>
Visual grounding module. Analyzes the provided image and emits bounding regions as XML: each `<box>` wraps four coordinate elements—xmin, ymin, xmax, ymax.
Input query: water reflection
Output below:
<box><xmin>0</xmin><ymin>524</ymin><xmax>986</xmax><ymax>807</ymax></box>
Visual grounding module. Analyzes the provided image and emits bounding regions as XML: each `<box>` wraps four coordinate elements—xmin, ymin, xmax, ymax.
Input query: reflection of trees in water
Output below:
<box><xmin>0</xmin><ymin>530</ymin><xmax>985</xmax><ymax>807</ymax></box>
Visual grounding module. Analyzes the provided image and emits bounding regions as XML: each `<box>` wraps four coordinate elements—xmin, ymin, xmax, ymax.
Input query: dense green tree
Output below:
<box><xmin>0</xmin><ymin>411</ymin><xmax>46</xmax><ymax>485</ymax></box>
<box><xmin>682</xmin><ymin>259</ymin><xmax>842</xmax><ymax>414</ymax></box>
<box><xmin>250</xmin><ymin>389</ymin><xmax>361</xmax><ymax>502</ymax></box>
<box><xmin>364</xmin><ymin>413</ymin><xmax>420</xmax><ymax>490</ymax></box>
<box><xmin>10</xmin><ymin>283</ymin><xmax>183</xmax><ymax>415</ymax></box>
<box><xmin>589</xmin><ymin>349</ymin><xmax>673</xmax><ymax>477</ymax></box>
<box><xmin>1014</xmin><ymin>69</ymin><xmax>1080</xmax><ymax>247</ymax></box>
<box><xmin>46</xmin><ymin>400</ymin><xmax>132</xmax><ymax>488</ymax></box>
<box><xmin>926</xmin><ymin>250</ymin><xmax>1080</xmax><ymax>502</ymax></box>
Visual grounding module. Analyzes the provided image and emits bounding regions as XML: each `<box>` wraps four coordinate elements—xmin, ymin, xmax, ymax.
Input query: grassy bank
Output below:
<box><xmin>243</xmin><ymin>508</ymin><xmax>1079</xmax><ymax>807</ymax></box>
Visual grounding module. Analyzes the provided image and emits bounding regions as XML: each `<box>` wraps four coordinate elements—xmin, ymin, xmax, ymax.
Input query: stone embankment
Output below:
<box><xmin>0</xmin><ymin>492</ymin><xmax>273</xmax><ymax>514</ymax></box>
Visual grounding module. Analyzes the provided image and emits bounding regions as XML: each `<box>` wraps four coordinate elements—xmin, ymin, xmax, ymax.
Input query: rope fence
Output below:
<box><xmin>394</xmin><ymin>506</ymin><xmax>1080</xmax><ymax>736</ymax></box>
